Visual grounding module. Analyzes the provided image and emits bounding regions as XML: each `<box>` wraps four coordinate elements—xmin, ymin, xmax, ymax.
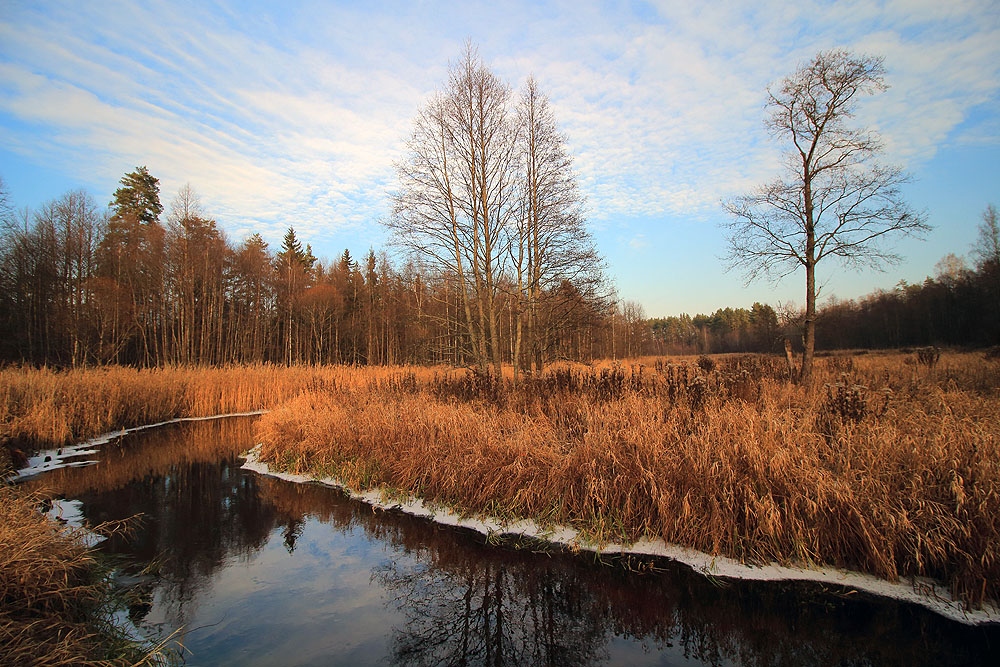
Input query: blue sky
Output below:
<box><xmin>1</xmin><ymin>0</ymin><xmax>998</xmax><ymax>317</ymax></box>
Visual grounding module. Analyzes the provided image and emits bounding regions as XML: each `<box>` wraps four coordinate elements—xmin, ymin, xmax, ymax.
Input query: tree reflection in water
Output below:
<box><xmin>23</xmin><ymin>417</ymin><xmax>1000</xmax><ymax>666</ymax></box>
<box><xmin>25</xmin><ymin>417</ymin><xmax>275</xmax><ymax>632</ymax></box>
<box><xmin>375</xmin><ymin>555</ymin><xmax>610</xmax><ymax>666</ymax></box>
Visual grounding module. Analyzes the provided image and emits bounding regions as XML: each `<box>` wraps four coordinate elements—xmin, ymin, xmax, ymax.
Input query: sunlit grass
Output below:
<box><xmin>0</xmin><ymin>363</ymin><xmax>445</xmax><ymax>450</ymax></box>
<box><xmin>3</xmin><ymin>353</ymin><xmax>997</xmax><ymax>610</ymax></box>
<box><xmin>253</xmin><ymin>352</ymin><xmax>1000</xmax><ymax>610</ymax></box>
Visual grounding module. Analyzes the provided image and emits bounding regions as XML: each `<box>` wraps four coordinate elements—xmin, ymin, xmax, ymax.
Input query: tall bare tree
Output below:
<box><xmin>49</xmin><ymin>190</ymin><xmax>103</xmax><ymax>366</ymax></box>
<box><xmin>972</xmin><ymin>203</ymin><xmax>1000</xmax><ymax>341</ymax></box>
<box><xmin>973</xmin><ymin>204</ymin><xmax>999</xmax><ymax>270</ymax></box>
<box><xmin>514</xmin><ymin>77</ymin><xmax>604</xmax><ymax>375</ymax></box>
<box><xmin>228</xmin><ymin>233</ymin><xmax>274</xmax><ymax>363</ymax></box>
<box><xmin>389</xmin><ymin>44</ymin><xmax>519</xmax><ymax>374</ymax></box>
<box><xmin>165</xmin><ymin>184</ymin><xmax>229</xmax><ymax>364</ymax></box>
<box><xmin>390</xmin><ymin>46</ymin><xmax>604</xmax><ymax>375</ymax></box>
<box><xmin>724</xmin><ymin>50</ymin><xmax>928</xmax><ymax>381</ymax></box>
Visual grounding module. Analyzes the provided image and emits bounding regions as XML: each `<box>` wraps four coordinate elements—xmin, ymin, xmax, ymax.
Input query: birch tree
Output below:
<box><xmin>389</xmin><ymin>45</ymin><xmax>518</xmax><ymax>374</ymax></box>
<box><xmin>514</xmin><ymin>77</ymin><xmax>603</xmax><ymax>375</ymax></box>
<box><xmin>389</xmin><ymin>46</ymin><xmax>603</xmax><ymax>375</ymax></box>
<box><xmin>973</xmin><ymin>204</ymin><xmax>999</xmax><ymax>270</ymax></box>
<box><xmin>723</xmin><ymin>50</ymin><xmax>928</xmax><ymax>381</ymax></box>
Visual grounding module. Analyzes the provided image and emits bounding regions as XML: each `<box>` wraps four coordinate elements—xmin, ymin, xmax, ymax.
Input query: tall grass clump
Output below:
<box><xmin>255</xmin><ymin>352</ymin><xmax>1000</xmax><ymax>610</ymax></box>
<box><xmin>0</xmin><ymin>484</ymin><xmax>168</xmax><ymax>666</ymax></box>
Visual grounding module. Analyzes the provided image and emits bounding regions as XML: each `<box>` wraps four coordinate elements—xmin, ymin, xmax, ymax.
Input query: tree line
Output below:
<box><xmin>0</xmin><ymin>168</ymin><xmax>614</xmax><ymax>368</ymax></box>
<box><xmin>627</xmin><ymin>205</ymin><xmax>999</xmax><ymax>357</ymax></box>
<box><xmin>0</xmin><ymin>45</ymin><xmax>614</xmax><ymax>371</ymax></box>
<box><xmin>2</xmin><ymin>46</ymin><xmax>995</xmax><ymax>370</ymax></box>
<box><xmin>1</xmin><ymin>165</ymin><xmax>995</xmax><ymax>368</ymax></box>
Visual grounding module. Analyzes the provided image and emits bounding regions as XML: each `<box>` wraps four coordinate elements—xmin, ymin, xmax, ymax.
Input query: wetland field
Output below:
<box><xmin>3</xmin><ymin>351</ymin><xmax>999</xmax><ymax>665</ymax></box>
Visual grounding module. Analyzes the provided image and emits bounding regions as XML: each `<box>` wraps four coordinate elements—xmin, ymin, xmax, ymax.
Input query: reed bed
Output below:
<box><xmin>255</xmin><ymin>351</ymin><xmax>1000</xmax><ymax>609</ymax></box>
<box><xmin>0</xmin><ymin>484</ymin><xmax>162</xmax><ymax>666</ymax></box>
<box><xmin>0</xmin><ymin>363</ymin><xmax>445</xmax><ymax>455</ymax></box>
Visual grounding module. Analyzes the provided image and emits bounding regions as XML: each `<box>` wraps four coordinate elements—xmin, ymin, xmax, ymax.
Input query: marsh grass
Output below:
<box><xmin>0</xmin><ymin>485</ymin><xmax>167</xmax><ymax>666</ymax></box>
<box><xmin>3</xmin><ymin>354</ymin><xmax>997</xmax><ymax>610</ymax></box>
<box><xmin>0</xmin><ymin>364</ymin><xmax>442</xmax><ymax>456</ymax></box>
<box><xmin>255</xmin><ymin>352</ymin><xmax>1000</xmax><ymax>609</ymax></box>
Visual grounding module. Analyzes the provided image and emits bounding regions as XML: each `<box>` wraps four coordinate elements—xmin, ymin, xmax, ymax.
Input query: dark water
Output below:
<box><xmin>24</xmin><ymin>417</ymin><xmax>1000</xmax><ymax>666</ymax></box>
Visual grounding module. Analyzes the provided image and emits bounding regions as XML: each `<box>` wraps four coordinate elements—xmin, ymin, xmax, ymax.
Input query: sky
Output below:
<box><xmin>1</xmin><ymin>0</ymin><xmax>998</xmax><ymax>318</ymax></box>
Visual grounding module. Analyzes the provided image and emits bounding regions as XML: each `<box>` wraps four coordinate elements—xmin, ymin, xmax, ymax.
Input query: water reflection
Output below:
<box><xmin>25</xmin><ymin>418</ymin><xmax>1000</xmax><ymax>666</ymax></box>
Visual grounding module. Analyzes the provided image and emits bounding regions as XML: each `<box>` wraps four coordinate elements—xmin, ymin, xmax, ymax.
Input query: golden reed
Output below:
<box><xmin>2</xmin><ymin>354</ymin><xmax>996</xmax><ymax>610</ymax></box>
<box><xmin>253</xmin><ymin>352</ymin><xmax>999</xmax><ymax>610</ymax></box>
<box><xmin>0</xmin><ymin>363</ymin><xmax>434</xmax><ymax>450</ymax></box>
<box><xmin>0</xmin><ymin>485</ymin><xmax>160</xmax><ymax>666</ymax></box>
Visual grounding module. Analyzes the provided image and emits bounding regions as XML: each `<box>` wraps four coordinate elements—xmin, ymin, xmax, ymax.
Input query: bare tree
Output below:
<box><xmin>390</xmin><ymin>47</ymin><xmax>604</xmax><ymax>376</ymax></box>
<box><xmin>972</xmin><ymin>203</ymin><xmax>1000</xmax><ymax>340</ymax></box>
<box><xmin>227</xmin><ymin>233</ymin><xmax>274</xmax><ymax>363</ymax></box>
<box><xmin>514</xmin><ymin>77</ymin><xmax>604</xmax><ymax>376</ymax></box>
<box><xmin>165</xmin><ymin>184</ymin><xmax>229</xmax><ymax>364</ymax></box>
<box><xmin>0</xmin><ymin>175</ymin><xmax>11</xmax><ymax>224</ymax></box>
<box><xmin>389</xmin><ymin>44</ymin><xmax>519</xmax><ymax>374</ymax></box>
<box><xmin>724</xmin><ymin>50</ymin><xmax>929</xmax><ymax>380</ymax></box>
<box><xmin>51</xmin><ymin>190</ymin><xmax>103</xmax><ymax>366</ymax></box>
<box><xmin>972</xmin><ymin>203</ymin><xmax>1000</xmax><ymax>270</ymax></box>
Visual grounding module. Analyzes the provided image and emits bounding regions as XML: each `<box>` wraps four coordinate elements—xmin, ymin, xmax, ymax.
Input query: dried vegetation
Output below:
<box><xmin>253</xmin><ymin>352</ymin><xmax>1000</xmax><ymax>610</ymax></box>
<box><xmin>0</xmin><ymin>364</ymin><xmax>417</xmax><ymax>456</ymax></box>
<box><xmin>0</xmin><ymin>485</ymin><xmax>162</xmax><ymax>666</ymax></box>
<box><xmin>2</xmin><ymin>353</ymin><xmax>997</xmax><ymax>615</ymax></box>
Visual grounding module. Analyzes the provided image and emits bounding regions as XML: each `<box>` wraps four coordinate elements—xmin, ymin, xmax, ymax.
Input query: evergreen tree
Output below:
<box><xmin>109</xmin><ymin>165</ymin><xmax>163</xmax><ymax>225</ymax></box>
<box><xmin>95</xmin><ymin>166</ymin><xmax>166</xmax><ymax>365</ymax></box>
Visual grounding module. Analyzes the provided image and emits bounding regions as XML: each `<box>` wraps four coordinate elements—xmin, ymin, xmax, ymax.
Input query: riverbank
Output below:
<box><xmin>242</xmin><ymin>445</ymin><xmax>998</xmax><ymax>625</ymax></box>
<box><xmin>0</xmin><ymin>363</ymin><xmax>431</xmax><ymax>453</ymax></box>
<box><xmin>250</xmin><ymin>352</ymin><xmax>1000</xmax><ymax>614</ymax></box>
<box><xmin>3</xmin><ymin>353</ymin><xmax>997</xmax><ymax>618</ymax></box>
<box><xmin>0</xmin><ymin>484</ymin><xmax>165</xmax><ymax>666</ymax></box>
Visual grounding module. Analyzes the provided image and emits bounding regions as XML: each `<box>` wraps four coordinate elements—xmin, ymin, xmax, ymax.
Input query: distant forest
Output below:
<box><xmin>1</xmin><ymin>170</ymin><xmax>997</xmax><ymax>368</ymax></box>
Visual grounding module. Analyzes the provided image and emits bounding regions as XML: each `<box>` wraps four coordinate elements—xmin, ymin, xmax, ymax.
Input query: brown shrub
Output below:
<box><xmin>0</xmin><ymin>486</ymin><xmax>157</xmax><ymax>666</ymax></box>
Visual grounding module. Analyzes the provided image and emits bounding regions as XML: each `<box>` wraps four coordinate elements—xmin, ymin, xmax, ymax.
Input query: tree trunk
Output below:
<box><xmin>800</xmin><ymin>259</ymin><xmax>816</xmax><ymax>382</ymax></box>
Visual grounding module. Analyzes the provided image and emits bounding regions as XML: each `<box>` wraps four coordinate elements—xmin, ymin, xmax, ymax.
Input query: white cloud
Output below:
<box><xmin>628</xmin><ymin>233</ymin><xmax>649</xmax><ymax>251</ymax></box>
<box><xmin>0</xmin><ymin>0</ymin><xmax>997</xmax><ymax>260</ymax></box>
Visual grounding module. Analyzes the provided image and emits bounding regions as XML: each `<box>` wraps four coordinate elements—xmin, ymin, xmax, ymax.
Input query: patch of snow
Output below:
<box><xmin>241</xmin><ymin>445</ymin><xmax>1000</xmax><ymax>626</ymax></box>
<box><xmin>44</xmin><ymin>498</ymin><xmax>106</xmax><ymax>547</ymax></box>
<box><xmin>13</xmin><ymin>411</ymin><xmax>268</xmax><ymax>480</ymax></box>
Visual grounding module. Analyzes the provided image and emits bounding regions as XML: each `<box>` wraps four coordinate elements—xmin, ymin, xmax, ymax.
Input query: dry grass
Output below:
<box><xmin>0</xmin><ymin>364</ymin><xmax>447</xmax><ymax>665</ymax></box>
<box><xmin>0</xmin><ymin>363</ymin><xmax>444</xmax><ymax>455</ymax></box>
<box><xmin>3</xmin><ymin>354</ymin><xmax>996</xmax><ymax>613</ymax></box>
<box><xmin>254</xmin><ymin>351</ymin><xmax>1000</xmax><ymax>609</ymax></box>
<box><xmin>0</xmin><ymin>484</ymin><xmax>161</xmax><ymax>666</ymax></box>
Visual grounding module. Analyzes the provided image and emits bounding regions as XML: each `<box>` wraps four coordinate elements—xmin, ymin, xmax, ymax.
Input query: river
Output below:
<box><xmin>19</xmin><ymin>416</ymin><xmax>1000</xmax><ymax>666</ymax></box>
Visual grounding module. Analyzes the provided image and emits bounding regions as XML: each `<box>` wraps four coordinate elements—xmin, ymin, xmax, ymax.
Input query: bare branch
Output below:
<box><xmin>722</xmin><ymin>49</ymin><xmax>928</xmax><ymax>380</ymax></box>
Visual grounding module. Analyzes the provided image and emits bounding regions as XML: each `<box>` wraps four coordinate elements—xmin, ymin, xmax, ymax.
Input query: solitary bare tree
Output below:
<box><xmin>724</xmin><ymin>50</ymin><xmax>928</xmax><ymax>381</ymax></box>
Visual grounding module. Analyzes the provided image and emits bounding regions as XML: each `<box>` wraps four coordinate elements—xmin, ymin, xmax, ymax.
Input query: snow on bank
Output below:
<box><xmin>13</xmin><ymin>411</ymin><xmax>268</xmax><ymax>480</ymax></box>
<box><xmin>242</xmin><ymin>445</ymin><xmax>999</xmax><ymax>626</ymax></box>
